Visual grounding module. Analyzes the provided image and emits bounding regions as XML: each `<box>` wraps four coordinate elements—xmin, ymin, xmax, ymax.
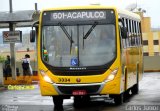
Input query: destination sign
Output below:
<box><xmin>50</xmin><ymin>10</ymin><xmax>106</xmax><ymax>21</ymax></box>
<box><xmin>42</xmin><ymin>10</ymin><xmax>115</xmax><ymax>25</ymax></box>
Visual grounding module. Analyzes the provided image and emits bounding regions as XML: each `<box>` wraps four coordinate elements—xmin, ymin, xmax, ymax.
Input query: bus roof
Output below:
<box><xmin>117</xmin><ymin>9</ymin><xmax>141</xmax><ymax>21</ymax></box>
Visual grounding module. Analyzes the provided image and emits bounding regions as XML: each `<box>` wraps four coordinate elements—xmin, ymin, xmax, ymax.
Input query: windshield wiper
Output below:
<box><xmin>58</xmin><ymin>23</ymin><xmax>74</xmax><ymax>54</ymax></box>
<box><xmin>83</xmin><ymin>22</ymin><xmax>98</xmax><ymax>39</ymax></box>
<box><xmin>70</xmin><ymin>30</ymin><xmax>73</xmax><ymax>54</ymax></box>
<box><xmin>58</xmin><ymin>23</ymin><xmax>74</xmax><ymax>43</ymax></box>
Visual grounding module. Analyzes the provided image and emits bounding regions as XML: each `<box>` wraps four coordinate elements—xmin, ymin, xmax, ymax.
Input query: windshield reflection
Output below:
<box><xmin>41</xmin><ymin>24</ymin><xmax>116</xmax><ymax>67</ymax></box>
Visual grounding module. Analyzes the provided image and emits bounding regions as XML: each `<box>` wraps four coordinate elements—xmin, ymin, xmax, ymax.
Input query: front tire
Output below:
<box><xmin>52</xmin><ymin>96</ymin><xmax>63</xmax><ymax>107</ymax></box>
<box><xmin>132</xmin><ymin>66</ymin><xmax>139</xmax><ymax>94</ymax></box>
<box><xmin>73</xmin><ymin>96</ymin><xmax>82</xmax><ymax>108</ymax></box>
<box><xmin>132</xmin><ymin>83</ymin><xmax>139</xmax><ymax>94</ymax></box>
<box><xmin>123</xmin><ymin>90</ymin><xmax>130</xmax><ymax>102</ymax></box>
<box><xmin>73</xmin><ymin>96</ymin><xmax>90</xmax><ymax>108</ymax></box>
<box><xmin>110</xmin><ymin>93</ymin><xmax>124</xmax><ymax>105</ymax></box>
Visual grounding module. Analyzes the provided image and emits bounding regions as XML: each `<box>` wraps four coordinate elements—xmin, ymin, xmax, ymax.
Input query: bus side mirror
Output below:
<box><xmin>30</xmin><ymin>30</ymin><xmax>36</xmax><ymax>42</ymax></box>
<box><xmin>121</xmin><ymin>27</ymin><xmax>127</xmax><ymax>39</ymax></box>
<box><xmin>30</xmin><ymin>21</ymin><xmax>39</xmax><ymax>43</ymax></box>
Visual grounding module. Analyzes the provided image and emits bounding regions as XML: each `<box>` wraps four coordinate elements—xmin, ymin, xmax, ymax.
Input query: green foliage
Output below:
<box><xmin>0</xmin><ymin>55</ymin><xmax>5</xmax><ymax>63</ymax></box>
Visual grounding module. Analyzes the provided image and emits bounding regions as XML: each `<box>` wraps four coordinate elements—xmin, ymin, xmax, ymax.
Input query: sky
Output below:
<box><xmin>0</xmin><ymin>0</ymin><xmax>160</xmax><ymax>28</ymax></box>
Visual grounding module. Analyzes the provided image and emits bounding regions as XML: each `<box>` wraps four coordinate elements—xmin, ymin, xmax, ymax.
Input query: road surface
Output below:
<box><xmin>0</xmin><ymin>72</ymin><xmax>160</xmax><ymax>111</ymax></box>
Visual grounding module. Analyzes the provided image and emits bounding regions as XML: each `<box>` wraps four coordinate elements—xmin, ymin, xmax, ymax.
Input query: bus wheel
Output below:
<box><xmin>52</xmin><ymin>96</ymin><xmax>63</xmax><ymax>107</ymax></box>
<box><xmin>73</xmin><ymin>96</ymin><xmax>82</xmax><ymax>108</ymax></box>
<box><xmin>123</xmin><ymin>90</ymin><xmax>130</xmax><ymax>102</ymax></box>
<box><xmin>132</xmin><ymin>67</ymin><xmax>139</xmax><ymax>94</ymax></box>
<box><xmin>132</xmin><ymin>83</ymin><xmax>139</xmax><ymax>94</ymax></box>
<box><xmin>110</xmin><ymin>93</ymin><xmax>124</xmax><ymax>105</ymax></box>
<box><xmin>73</xmin><ymin>96</ymin><xmax>90</xmax><ymax>108</ymax></box>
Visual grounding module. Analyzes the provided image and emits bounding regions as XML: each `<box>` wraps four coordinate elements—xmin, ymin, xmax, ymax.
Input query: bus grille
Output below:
<box><xmin>53</xmin><ymin>70</ymin><xmax>106</xmax><ymax>76</ymax></box>
<box><xmin>57</xmin><ymin>85</ymin><xmax>101</xmax><ymax>95</ymax></box>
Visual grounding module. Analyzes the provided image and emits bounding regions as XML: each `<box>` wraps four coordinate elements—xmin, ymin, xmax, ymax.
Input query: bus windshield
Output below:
<box><xmin>42</xmin><ymin>24</ymin><xmax>116</xmax><ymax>67</ymax></box>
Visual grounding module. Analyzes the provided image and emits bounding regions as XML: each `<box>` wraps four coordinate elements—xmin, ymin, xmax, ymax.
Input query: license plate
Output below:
<box><xmin>72</xmin><ymin>90</ymin><xmax>87</xmax><ymax>95</ymax></box>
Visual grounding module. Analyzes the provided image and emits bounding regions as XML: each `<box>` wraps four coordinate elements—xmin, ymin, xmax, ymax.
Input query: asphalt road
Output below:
<box><xmin>0</xmin><ymin>72</ymin><xmax>160</xmax><ymax>111</ymax></box>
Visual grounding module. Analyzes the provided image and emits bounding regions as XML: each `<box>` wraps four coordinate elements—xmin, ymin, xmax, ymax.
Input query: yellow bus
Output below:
<box><xmin>31</xmin><ymin>5</ymin><xmax>143</xmax><ymax>106</ymax></box>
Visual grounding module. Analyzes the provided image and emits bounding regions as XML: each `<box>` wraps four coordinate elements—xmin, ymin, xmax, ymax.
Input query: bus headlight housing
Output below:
<box><xmin>104</xmin><ymin>68</ymin><xmax>119</xmax><ymax>82</ymax></box>
<box><xmin>40</xmin><ymin>70</ymin><xmax>53</xmax><ymax>84</ymax></box>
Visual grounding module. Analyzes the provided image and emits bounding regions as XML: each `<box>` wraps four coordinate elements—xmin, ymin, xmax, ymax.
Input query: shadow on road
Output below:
<box><xmin>53</xmin><ymin>93</ymin><xmax>137</xmax><ymax>111</ymax></box>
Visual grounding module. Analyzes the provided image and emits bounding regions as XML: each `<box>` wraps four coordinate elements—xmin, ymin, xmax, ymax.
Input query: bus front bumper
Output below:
<box><xmin>39</xmin><ymin>77</ymin><xmax>120</xmax><ymax>96</ymax></box>
<box><xmin>52</xmin><ymin>79</ymin><xmax>119</xmax><ymax>95</ymax></box>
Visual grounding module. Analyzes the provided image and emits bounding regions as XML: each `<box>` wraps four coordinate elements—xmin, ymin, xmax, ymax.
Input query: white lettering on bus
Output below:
<box><xmin>72</xmin><ymin>12</ymin><xmax>77</xmax><ymax>18</ymax></box>
<box><xmin>51</xmin><ymin>11</ymin><xmax>106</xmax><ymax>20</ymax></box>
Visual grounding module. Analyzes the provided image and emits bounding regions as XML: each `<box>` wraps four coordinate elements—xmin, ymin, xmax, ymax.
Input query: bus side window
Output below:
<box><xmin>131</xmin><ymin>20</ymin><xmax>135</xmax><ymax>46</ymax></box>
<box><xmin>134</xmin><ymin>21</ymin><xmax>137</xmax><ymax>46</ymax></box>
<box><xmin>135</xmin><ymin>21</ymin><xmax>139</xmax><ymax>46</ymax></box>
<box><xmin>119</xmin><ymin>18</ymin><xmax>127</xmax><ymax>49</ymax></box>
<box><xmin>138</xmin><ymin>22</ymin><xmax>142</xmax><ymax>45</ymax></box>
<box><xmin>128</xmin><ymin>19</ymin><xmax>132</xmax><ymax>47</ymax></box>
<box><xmin>133</xmin><ymin>20</ymin><xmax>137</xmax><ymax>46</ymax></box>
<box><xmin>125</xmin><ymin>18</ymin><xmax>129</xmax><ymax>48</ymax></box>
<box><xmin>122</xmin><ymin>18</ymin><xmax>127</xmax><ymax>49</ymax></box>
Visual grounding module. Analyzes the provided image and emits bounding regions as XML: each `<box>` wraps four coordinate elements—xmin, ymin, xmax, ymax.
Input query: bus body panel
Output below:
<box><xmin>38</xmin><ymin>58</ymin><xmax>122</xmax><ymax>95</ymax></box>
<box><xmin>126</xmin><ymin>47</ymin><xmax>139</xmax><ymax>89</ymax></box>
<box><xmin>100</xmin><ymin>77</ymin><xmax>121</xmax><ymax>94</ymax></box>
<box><xmin>118</xmin><ymin>10</ymin><xmax>143</xmax><ymax>91</ymax></box>
<box><xmin>39</xmin><ymin>75</ymin><xmax>59</xmax><ymax>96</ymax></box>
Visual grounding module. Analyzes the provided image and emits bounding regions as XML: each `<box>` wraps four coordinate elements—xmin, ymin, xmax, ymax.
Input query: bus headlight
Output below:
<box><xmin>44</xmin><ymin>75</ymin><xmax>53</xmax><ymax>83</ymax></box>
<box><xmin>40</xmin><ymin>70</ymin><xmax>53</xmax><ymax>84</ymax></box>
<box><xmin>107</xmin><ymin>74</ymin><xmax>115</xmax><ymax>81</ymax></box>
<box><xmin>104</xmin><ymin>68</ymin><xmax>119</xmax><ymax>82</ymax></box>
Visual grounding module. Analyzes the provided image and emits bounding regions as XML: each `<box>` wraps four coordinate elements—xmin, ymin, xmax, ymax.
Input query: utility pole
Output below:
<box><xmin>35</xmin><ymin>3</ymin><xmax>38</xmax><ymax>11</ymax></box>
<box><xmin>9</xmin><ymin>0</ymin><xmax>16</xmax><ymax>80</ymax></box>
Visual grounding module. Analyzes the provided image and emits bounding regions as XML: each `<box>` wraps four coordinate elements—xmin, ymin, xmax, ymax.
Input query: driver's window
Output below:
<box><xmin>119</xmin><ymin>18</ymin><xmax>126</xmax><ymax>49</ymax></box>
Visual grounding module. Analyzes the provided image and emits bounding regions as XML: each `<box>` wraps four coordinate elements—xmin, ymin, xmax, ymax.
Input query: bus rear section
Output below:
<box><xmin>35</xmin><ymin>6</ymin><xmax>142</xmax><ymax>107</ymax></box>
